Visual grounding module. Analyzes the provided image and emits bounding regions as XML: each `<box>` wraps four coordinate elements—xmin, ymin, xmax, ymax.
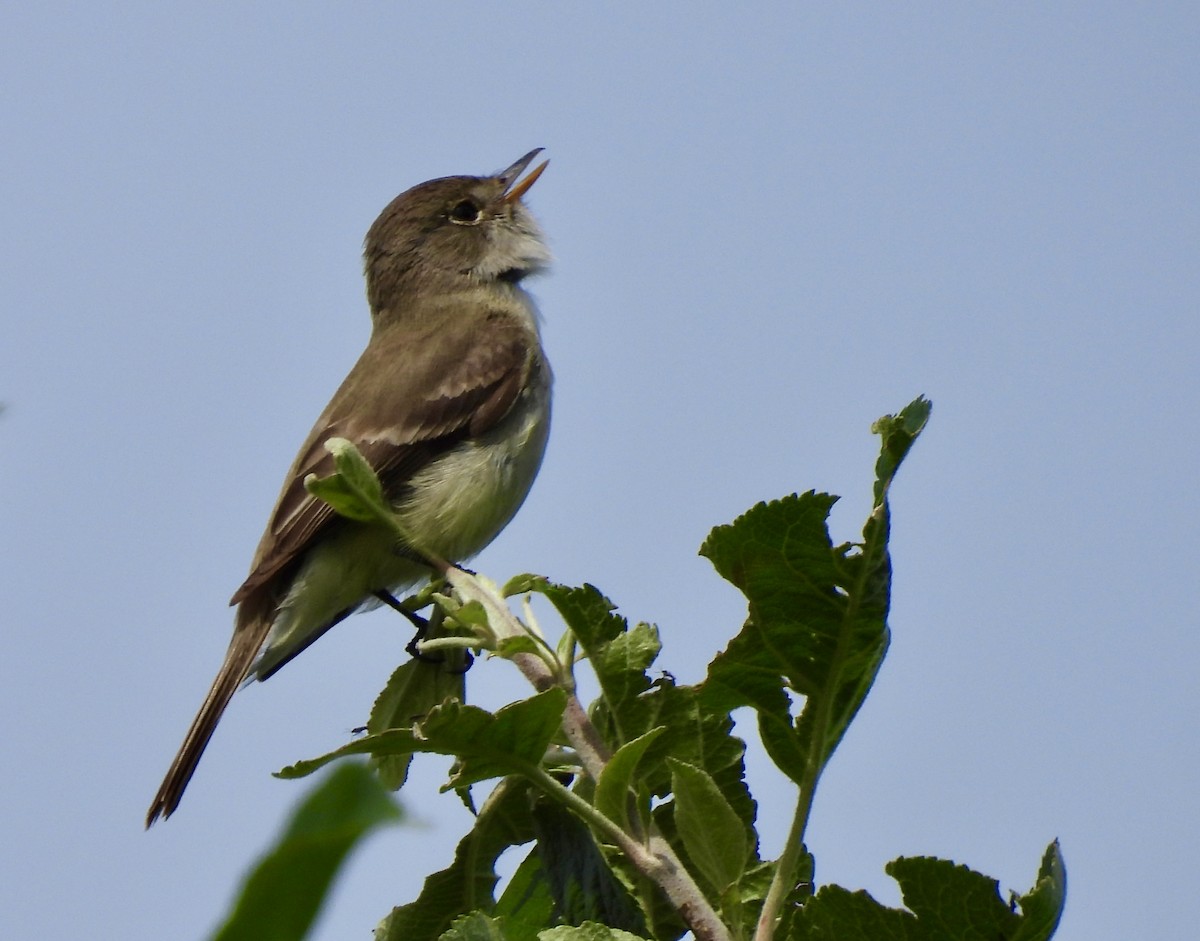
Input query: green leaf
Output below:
<box><xmin>502</xmin><ymin>573</ymin><xmax>545</xmax><ymax>596</ymax></box>
<box><xmin>667</xmin><ymin>759</ymin><xmax>748</xmax><ymax>895</ymax></box>
<box><xmin>528</xmin><ymin>797</ymin><xmax>647</xmax><ymax>934</ymax></box>
<box><xmin>593</xmin><ymin>728</ymin><xmax>665</xmax><ymax>830</ymax></box>
<box><xmin>724</xmin><ymin>858</ymin><xmax>811</xmax><ymax>940</ymax></box>
<box><xmin>515</xmin><ymin>580</ymin><xmax>659</xmax><ymax>747</ymax></box>
<box><xmin>496</xmin><ymin>832</ymin><xmax>644</xmax><ymax>941</ymax></box>
<box><xmin>429</xmin><ymin>691</ymin><xmax>568</xmax><ymax>789</ymax></box>
<box><xmin>278</xmin><ymin>727</ymin><xmax>420</xmax><ymax>780</ymax></box>
<box><xmin>538</xmin><ymin>924</ymin><xmax>651</xmax><ymax>941</ymax></box>
<box><xmin>451</xmin><ymin>599</ymin><xmax>492</xmax><ymax>629</ymax></box>
<box><xmin>788</xmin><ymin>883</ymin><xmax>917</xmax><ymax>940</ymax></box>
<box><xmin>439</xmin><ymin>912</ymin><xmax>511</xmax><ymax>941</ymax></box>
<box><xmin>495</xmin><ymin>635</ymin><xmax>546</xmax><ymax>658</ymax></box>
<box><xmin>790</xmin><ymin>844</ymin><xmax>1065</xmax><ymax>941</ymax></box>
<box><xmin>513</xmin><ymin>579</ymin><xmax>754</xmax><ymax>827</ymax></box>
<box><xmin>509</xmin><ymin>579</ymin><xmax>758</xmax><ymax>844</ymax></box>
<box><xmin>279</xmin><ymin>690</ymin><xmax>567</xmax><ymax>788</ymax></box>
<box><xmin>1011</xmin><ymin>841</ymin><xmax>1067</xmax><ymax>941</ymax></box>
<box><xmin>577</xmin><ymin>677</ymin><xmax>752</xmax><ymax>940</ymax></box>
<box><xmin>869</xmin><ymin>395</ymin><xmax>932</xmax><ymax>509</ymax></box>
<box><xmin>366</xmin><ymin>656</ymin><xmax>466</xmax><ymax>790</ymax></box>
<box><xmin>886</xmin><ymin>855</ymin><xmax>1020</xmax><ymax>938</ymax></box>
<box><xmin>303</xmin><ymin>437</ymin><xmax>392</xmax><ymax>524</ymax></box>
<box><xmin>303</xmin><ymin>473</ymin><xmax>378</xmax><ymax>522</ymax></box>
<box><xmin>596</xmin><ymin>672</ymin><xmax>757</xmax><ymax>839</ymax></box>
<box><xmin>699</xmin><ymin>397</ymin><xmax>931</xmax><ymax>786</ymax></box>
<box><xmin>377</xmin><ymin>779</ymin><xmax>539</xmax><ymax>941</ymax></box>
<box><xmin>210</xmin><ymin>763</ymin><xmax>401</xmax><ymax>941</ymax></box>
<box><xmin>495</xmin><ymin>852</ymin><xmax>558</xmax><ymax>941</ymax></box>
<box><xmin>699</xmin><ymin>490</ymin><xmax>883</xmax><ymax>783</ymax></box>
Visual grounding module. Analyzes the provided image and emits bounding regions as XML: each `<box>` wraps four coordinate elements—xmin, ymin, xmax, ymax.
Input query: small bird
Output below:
<box><xmin>147</xmin><ymin>150</ymin><xmax>553</xmax><ymax>825</ymax></box>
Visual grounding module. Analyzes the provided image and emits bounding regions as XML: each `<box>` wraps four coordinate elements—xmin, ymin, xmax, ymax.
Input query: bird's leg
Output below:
<box><xmin>373</xmin><ymin>586</ymin><xmax>474</xmax><ymax>672</ymax></box>
<box><xmin>372</xmin><ymin>590</ymin><xmax>437</xmax><ymax>660</ymax></box>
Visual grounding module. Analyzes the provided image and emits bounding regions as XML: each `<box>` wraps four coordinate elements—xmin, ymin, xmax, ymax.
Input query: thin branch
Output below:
<box><xmin>443</xmin><ymin>567</ymin><xmax>733</xmax><ymax>941</ymax></box>
<box><xmin>754</xmin><ymin>784</ymin><xmax>813</xmax><ymax>941</ymax></box>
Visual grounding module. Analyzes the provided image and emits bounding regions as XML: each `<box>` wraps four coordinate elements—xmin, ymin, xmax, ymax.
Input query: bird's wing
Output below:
<box><xmin>230</xmin><ymin>311</ymin><xmax>536</xmax><ymax>605</ymax></box>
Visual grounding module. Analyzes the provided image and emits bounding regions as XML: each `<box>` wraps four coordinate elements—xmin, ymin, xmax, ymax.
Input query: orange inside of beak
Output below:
<box><xmin>504</xmin><ymin>159</ymin><xmax>549</xmax><ymax>203</ymax></box>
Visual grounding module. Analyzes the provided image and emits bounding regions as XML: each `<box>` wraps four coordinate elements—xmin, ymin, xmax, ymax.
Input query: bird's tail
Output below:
<box><xmin>145</xmin><ymin>598</ymin><xmax>272</xmax><ymax>827</ymax></box>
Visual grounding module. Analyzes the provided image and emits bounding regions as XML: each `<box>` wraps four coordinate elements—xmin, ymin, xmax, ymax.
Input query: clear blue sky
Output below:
<box><xmin>2</xmin><ymin>5</ymin><xmax>1196</xmax><ymax>940</ymax></box>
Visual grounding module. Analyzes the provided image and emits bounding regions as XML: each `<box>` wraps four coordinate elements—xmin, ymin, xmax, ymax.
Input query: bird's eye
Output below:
<box><xmin>448</xmin><ymin>199</ymin><xmax>483</xmax><ymax>224</ymax></box>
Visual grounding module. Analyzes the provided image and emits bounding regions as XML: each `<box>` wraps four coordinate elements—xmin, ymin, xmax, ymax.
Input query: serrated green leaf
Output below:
<box><xmin>887</xmin><ymin>855</ymin><xmax>1019</xmax><ymax>938</ymax></box>
<box><xmin>428</xmin><ymin>691</ymin><xmax>568</xmax><ymax>789</ymax></box>
<box><xmin>590</xmin><ymin>674</ymin><xmax>754</xmax><ymax>826</ymax></box>
<box><xmin>439</xmin><ymin>912</ymin><xmax>510</xmax><ymax>941</ymax></box>
<box><xmin>586</xmin><ymin>672</ymin><xmax>758</xmax><ymax>868</ymax></box>
<box><xmin>279</xmin><ymin>690</ymin><xmax>567</xmax><ymax>788</ymax></box>
<box><xmin>278</xmin><ymin>728</ymin><xmax>424</xmax><ymax>780</ymax></box>
<box><xmin>498</xmin><ymin>818</ymin><xmax>646</xmax><ymax>941</ymax></box>
<box><xmin>503</xmin><ymin>573</ymin><xmax>547</xmax><ymax>596</ymax></box>
<box><xmin>513</xmin><ymin>578</ymin><xmax>757</xmax><ymax>853</ymax></box>
<box><xmin>788</xmin><ymin>883</ymin><xmax>917</xmax><ymax>940</ymax></box>
<box><xmin>377</xmin><ymin>779</ymin><xmax>539</xmax><ymax>941</ymax></box>
<box><xmin>529</xmin><ymin>797</ymin><xmax>646</xmax><ymax>934</ymax></box>
<box><xmin>593</xmin><ymin>728</ymin><xmax>665</xmax><ymax>829</ymax></box>
<box><xmin>790</xmin><ymin>845</ymin><xmax>1064</xmax><ymax>941</ymax></box>
<box><xmin>699</xmin><ymin>490</ymin><xmax>883</xmax><ymax>784</ymax></box>
<box><xmin>724</xmin><ymin>858</ymin><xmax>810</xmax><ymax>940</ymax></box>
<box><xmin>520</xmin><ymin>582</ymin><xmax>658</xmax><ymax>746</ymax></box>
<box><xmin>538</xmin><ymin>924</ymin><xmax>650</xmax><ymax>941</ymax></box>
<box><xmin>367</xmin><ymin>657</ymin><xmax>465</xmax><ymax>790</ymax></box>
<box><xmin>667</xmin><ymin>758</ymin><xmax>748</xmax><ymax>895</ymax></box>
<box><xmin>210</xmin><ymin>763</ymin><xmax>401</xmax><ymax>941</ymax></box>
<box><xmin>592</xmin><ymin>624</ymin><xmax>661</xmax><ymax>697</ymax></box>
<box><xmin>495</xmin><ymin>851</ymin><xmax>557</xmax><ymax>941</ymax></box>
<box><xmin>700</xmin><ymin>398</ymin><xmax>930</xmax><ymax>787</ymax></box>
<box><xmin>1011</xmin><ymin>841</ymin><xmax>1067</xmax><ymax>941</ymax></box>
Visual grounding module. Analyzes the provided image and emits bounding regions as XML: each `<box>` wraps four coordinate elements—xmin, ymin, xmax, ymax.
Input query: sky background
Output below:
<box><xmin>2</xmin><ymin>4</ymin><xmax>1197</xmax><ymax>940</ymax></box>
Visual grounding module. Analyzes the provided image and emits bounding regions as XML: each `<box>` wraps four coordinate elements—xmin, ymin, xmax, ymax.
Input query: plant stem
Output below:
<box><xmin>754</xmin><ymin>781</ymin><xmax>815</xmax><ymax>941</ymax></box>
<box><xmin>444</xmin><ymin>567</ymin><xmax>733</xmax><ymax>941</ymax></box>
<box><xmin>755</xmin><ymin>500</ymin><xmax>893</xmax><ymax>939</ymax></box>
<box><xmin>445</xmin><ymin>568</ymin><xmax>614</xmax><ymax>774</ymax></box>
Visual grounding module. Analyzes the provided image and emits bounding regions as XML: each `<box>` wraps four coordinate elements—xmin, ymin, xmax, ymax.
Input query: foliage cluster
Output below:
<box><xmin>209</xmin><ymin>397</ymin><xmax>1065</xmax><ymax>941</ymax></box>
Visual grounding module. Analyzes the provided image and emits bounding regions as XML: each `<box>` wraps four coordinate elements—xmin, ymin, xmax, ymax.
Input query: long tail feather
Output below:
<box><xmin>145</xmin><ymin>598</ymin><xmax>272</xmax><ymax>827</ymax></box>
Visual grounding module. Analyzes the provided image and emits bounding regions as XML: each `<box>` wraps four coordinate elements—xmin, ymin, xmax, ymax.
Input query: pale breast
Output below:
<box><xmin>393</xmin><ymin>358</ymin><xmax>551</xmax><ymax>563</ymax></box>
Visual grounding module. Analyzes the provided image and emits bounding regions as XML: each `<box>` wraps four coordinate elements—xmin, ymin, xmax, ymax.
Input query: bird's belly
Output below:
<box><xmin>257</xmin><ymin>380</ymin><xmax>549</xmax><ymax>678</ymax></box>
<box><xmin>394</xmin><ymin>388</ymin><xmax>550</xmax><ymax>564</ymax></box>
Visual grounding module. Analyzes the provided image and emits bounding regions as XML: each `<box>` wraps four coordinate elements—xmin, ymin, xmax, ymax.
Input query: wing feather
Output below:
<box><xmin>230</xmin><ymin>310</ymin><xmax>534</xmax><ymax>605</ymax></box>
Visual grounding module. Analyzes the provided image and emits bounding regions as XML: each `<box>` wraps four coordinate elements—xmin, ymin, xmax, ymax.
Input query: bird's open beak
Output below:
<box><xmin>500</xmin><ymin>148</ymin><xmax>549</xmax><ymax>203</ymax></box>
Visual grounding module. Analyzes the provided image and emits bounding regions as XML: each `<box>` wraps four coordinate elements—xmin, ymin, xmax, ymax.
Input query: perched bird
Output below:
<box><xmin>147</xmin><ymin>150</ymin><xmax>552</xmax><ymax>825</ymax></box>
